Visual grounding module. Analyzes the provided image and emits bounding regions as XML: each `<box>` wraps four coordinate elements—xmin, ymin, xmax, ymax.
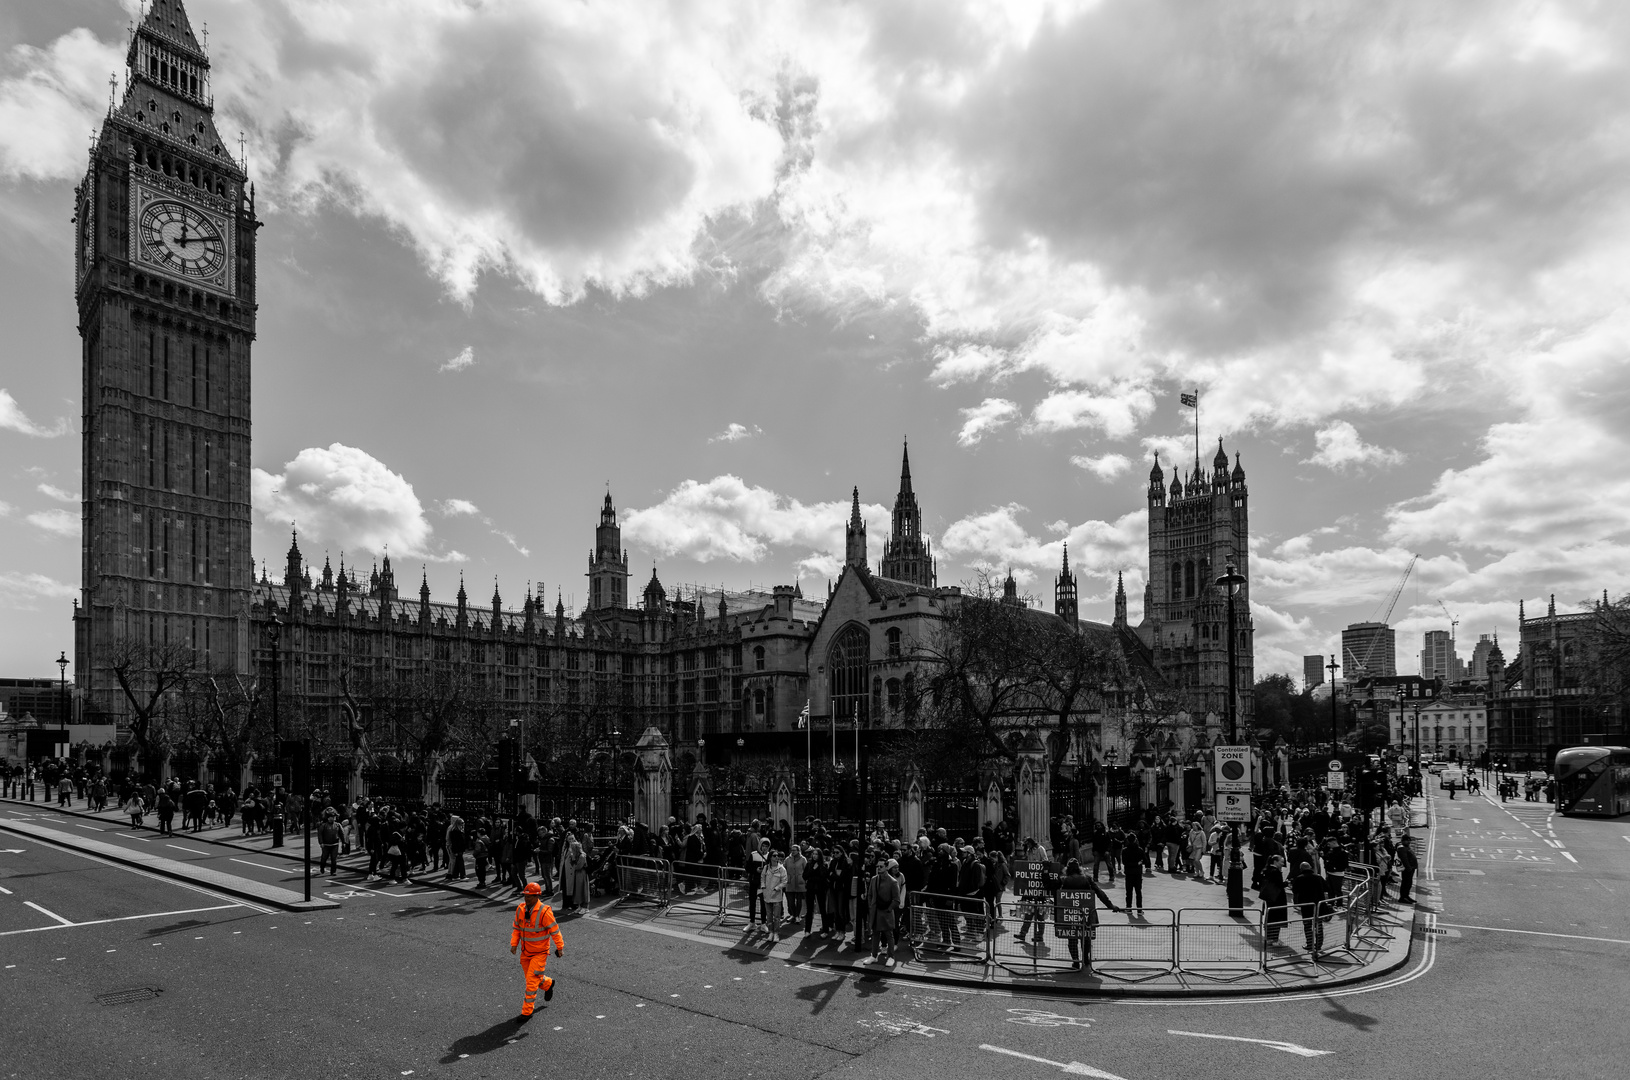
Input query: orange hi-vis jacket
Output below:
<box><xmin>511</xmin><ymin>902</ymin><xmax>564</xmax><ymax>955</ymax></box>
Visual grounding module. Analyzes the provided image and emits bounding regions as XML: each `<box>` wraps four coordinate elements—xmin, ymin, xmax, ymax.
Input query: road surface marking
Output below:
<box><xmin>1167</xmin><ymin>1031</ymin><xmax>1332</xmax><ymax>1057</ymax></box>
<box><xmin>167</xmin><ymin>844</ymin><xmax>212</xmax><ymax>856</ymax></box>
<box><xmin>0</xmin><ymin>885</ymin><xmax>11</xmax><ymax>894</ymax></box>
<box><xmin>229</xmin><ymin>857</ymin><xmax>291</xmax><ymax>874</ymax></box>
<box><xmin>0</xmin><ymin>903</ymin><xmax>242</xmax><ymax>937</ymax></box>
<box><xmin>66</xmin><ymin>823</ymin><xmax>105</xmax><ymax>833</ymax></box>
<box><xmin>1562</xmin><ymin>852</ymin><xmax>1578</xmax><ymax>863</ymax></box>
<box><xmin>116</xmin><ymin>833</ymin><xmax>153</xmax><ymax>842</ymax></box>
<box><xmin>1006</xmin><ymin>1009</ymin><xmax>1096</xmax><ymax>1028</ymax></box>
<box><xmin>980</xmin><ymin>1044</ymin><xmax>1129</xmax><ymax>1078</ymax></box>
<box><xmin>24</xmin><ymin>901</ymin><xmax>73</xmax><ymax>926</ymax></box>
<box><xmin>1437</xmin><ymin>922</ymin><xmax>1630</xmax><ymax>945</ymax></box>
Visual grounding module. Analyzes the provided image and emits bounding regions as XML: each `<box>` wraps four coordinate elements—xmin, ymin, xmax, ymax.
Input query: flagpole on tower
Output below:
<box><xmin>1193</xmin><ymin>388</ymin><xmax>1200</xmax><ymax>475</ymax></box>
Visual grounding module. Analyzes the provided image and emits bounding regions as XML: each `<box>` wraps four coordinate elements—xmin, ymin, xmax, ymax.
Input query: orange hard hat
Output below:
<box><xmin>523</xmin><ymin>882</ymin><xmax>542</xmax><ymax>895</ymax></box>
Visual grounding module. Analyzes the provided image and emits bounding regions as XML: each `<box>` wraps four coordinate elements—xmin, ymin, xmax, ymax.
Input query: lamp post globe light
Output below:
<box><xmin>1214</xmin><ymin>562</ymin><xmax>1247</xmax><ymax>744</ymax></box>
<box><xmin>56</xmin><ymin>650</ymin><xmax>69</xmax><ymax>741</ymax></box>
<box><xmin>1325</xmin><ymin>654</ymin><xmax>1340</xmax><ymax>753</ymax></box>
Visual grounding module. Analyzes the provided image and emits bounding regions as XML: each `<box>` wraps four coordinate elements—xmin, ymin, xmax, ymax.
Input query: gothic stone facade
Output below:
<box><xmin>74</xmin><ymin>0</ymin><xmax>259</xmax><ymax>723</ymax></box>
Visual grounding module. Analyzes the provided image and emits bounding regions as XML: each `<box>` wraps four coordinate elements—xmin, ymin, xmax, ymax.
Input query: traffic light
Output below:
<box><xmin>498</xmin><ymin>737</ymin><xmax>515</xmax><ymax>787</ymax></box>
<box><xmin>278</xmin><ymin>739</ymin><xmax>310</xmax><ymax>794</ymax></box>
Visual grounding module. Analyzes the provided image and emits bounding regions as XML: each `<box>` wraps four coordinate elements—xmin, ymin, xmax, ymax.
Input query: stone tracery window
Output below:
<box><xmin>829</xmin><ymin>622</ymin><xmax>870</xmax><ymax>728</ymax></box>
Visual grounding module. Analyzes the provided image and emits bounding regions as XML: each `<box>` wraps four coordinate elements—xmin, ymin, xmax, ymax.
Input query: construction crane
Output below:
<box><xmin>1349</xmin><ymin>554</ymin><xmax>1418</xmax><ymax>681</ymax></box>
<box><xmin>1437</xmin><ymin>599</ymin><xmax>1459</xmax><ymax>638</ymax></box>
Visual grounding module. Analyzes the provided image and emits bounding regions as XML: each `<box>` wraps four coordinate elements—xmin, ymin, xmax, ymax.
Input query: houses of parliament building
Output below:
<box><xmin>71</xmin><ymin>3</ymin><xmax>1254</xmax><ymax>765</ymax></box>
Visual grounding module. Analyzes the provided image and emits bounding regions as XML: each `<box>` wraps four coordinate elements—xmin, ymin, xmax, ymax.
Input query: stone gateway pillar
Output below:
<box><xmin>1015</xmin><ymin>730</ymin><xmax>1051</xmax><ymax>851</ymax></box>
<box><xmin>633</xmin><ymin>727</ymin><xmax>672</xmax><ymax>832</ymax></box>
<box><xmin>898</xmin><ymin>768</ymin><xmax>924</xmax><ymax>841</ymax></box>
<box><xmin>685</xmin><ymin>762</ymin><xmax>712</xmax><ymax>827</ymax></box>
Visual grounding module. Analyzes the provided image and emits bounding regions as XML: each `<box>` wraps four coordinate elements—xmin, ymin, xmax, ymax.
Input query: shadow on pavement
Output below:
<box><xmin>140</xmin><ymin>918</ymin><xmax>215</xmax><ymax>938</ymax></box>
<box><xmin>1320</xmin><ymin>993</ymin><xmax>1379</xmax><ymax>1031</ymax></box>
<box><xmin>439</xmin><ymin>1021</ymin><xmax>532</xmax><ymax>1063</ymax></box>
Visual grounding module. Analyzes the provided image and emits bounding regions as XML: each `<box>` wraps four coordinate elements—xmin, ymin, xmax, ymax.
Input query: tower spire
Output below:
<box><xmin>844</xmin><ymin>486</ymin><xmax>868</xmax><ymax>570</ymax></box>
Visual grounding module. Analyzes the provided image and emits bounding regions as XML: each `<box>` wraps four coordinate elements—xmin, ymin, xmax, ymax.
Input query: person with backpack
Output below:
<box><xmin>154</xmin><ymin>788</ymin><xmax>176</xmax><ymax>835</ymax></box>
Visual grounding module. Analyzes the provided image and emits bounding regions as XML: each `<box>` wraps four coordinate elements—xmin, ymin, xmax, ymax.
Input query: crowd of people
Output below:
<box><xmin>3</xmin><ymin>755</ymin><xmax>1431</xmax><ymax>970</ymax></box>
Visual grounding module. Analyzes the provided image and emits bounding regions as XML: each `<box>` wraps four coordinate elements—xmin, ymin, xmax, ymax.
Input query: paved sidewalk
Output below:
<box><xmin>6</xmin><ymin>793</ymin><xmax>1423</xmax><ymax>995</ymax></box>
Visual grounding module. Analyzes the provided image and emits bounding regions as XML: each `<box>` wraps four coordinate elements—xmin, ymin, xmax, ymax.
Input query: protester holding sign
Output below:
<box><xmin>1055</xmin><ymin>859</ymin><xmax>1121</xmax><ymax>972</ymax></box>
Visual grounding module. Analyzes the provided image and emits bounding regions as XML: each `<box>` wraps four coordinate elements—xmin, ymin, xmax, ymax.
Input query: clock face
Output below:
<box><xmin>138</xmin><ymin>199</ymin><xmax>227</xmax><ymax>280</ymax></box>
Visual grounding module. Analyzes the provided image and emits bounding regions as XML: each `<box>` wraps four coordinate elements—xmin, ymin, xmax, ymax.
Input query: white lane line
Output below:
<box><xmin>1168</xmin><ymin>1031</ymin><xmax>1333</xmax><ymax>1057</ymax></box>
<box><xmin>116</xmin><ymin>833</ymin><xmax>153</xmax><ymax>842</ymax></box>
<box><xmin>980</xmin><ymin>1045</ymin><xmax>1129</xmax><ymax>1079</ymax></box>
<box><xmin>23</xmin><ymin>901</ymin><xmax>74</xmax><ymax>926</ymax></box>
<box><xmin>0</xmin><ymin>904</ymin><xmax>242</xmax><ymax>937</ymax></box>
<box><xmin>1437</xmin><ymin>922</ymin><xmax>1630</xmax><ymax>945</ymax></box>
<box><xmin>229</xmin><ymin>857</ymin><xmax>293</xmax><ymax>874</ymax></box>
<box><xmin>0</xmin><ymin>884</ymin><xmax>11</xmax><ymax>894</ymax></box>
<box><xmin>166</xmin><ymin>844</ymin><xmax>213</xmax><ymax>856</ymax></box>
<box><xmin>66</xmin><ymin>822</ymin><xmax>106</xmax><ymax>833</ymax></box>
<box><xmin>1562</xmin><ymin>852</ymin><xmax>1578</xmax><ymax>863</ymax></box>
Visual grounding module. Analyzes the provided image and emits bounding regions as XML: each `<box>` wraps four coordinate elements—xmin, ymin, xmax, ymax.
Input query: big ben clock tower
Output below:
<box><xmin>74</xmin><ymin>0</ymin><xmax>258</xmax><ymax>724</ymax></box>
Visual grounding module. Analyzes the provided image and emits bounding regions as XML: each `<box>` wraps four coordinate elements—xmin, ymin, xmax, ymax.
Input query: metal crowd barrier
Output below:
<box><xmin>906</xmin><ymin>890</ymin><xmax>987</xmax><ymax>965</ymax></box>
<box><xmin>667</xmin><ymin>861</ymin><xmax>727</xmax><ymax>919</ymax></box>
<box><xmin>717</xmin><ymin>866</ymin><xmax>753</xmax><ymax>925</ymax></box>
<box><xmin>1092</xmin><ymin>908</ymin><xmax>1177</xmax><ymax>979</ymax></box>
<box><xmin>616</xmin><ymin>855</ymin><xmax>671</xmax><ymax>907</ymax></box>
<box><xmin>1175</xmin><ymin>908</ymin><xmax>1265</xmax><ymax>979</ymax></box>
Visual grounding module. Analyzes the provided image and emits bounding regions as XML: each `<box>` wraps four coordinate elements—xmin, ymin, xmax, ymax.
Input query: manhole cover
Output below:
<box><xmin>97</xmin><ymin>987</ymin><xmax>162</xmax><ymax>1006</ymax></box>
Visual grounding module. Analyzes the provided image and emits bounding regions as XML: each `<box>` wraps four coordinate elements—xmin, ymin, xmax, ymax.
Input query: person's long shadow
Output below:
<box><xmin>438</xmin><ymin>1021</ymin><xmax>531</xmax><ymax>1063</ymax></box>
<box><xmin>1320</xmin><ymin>992</ymin><xmax>1379</xmax><ymax>1032</ymax></box>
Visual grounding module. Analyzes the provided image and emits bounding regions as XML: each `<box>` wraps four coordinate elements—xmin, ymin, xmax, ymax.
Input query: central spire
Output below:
<box><xmin>900</xmin><ymin>438</ymin><xmax>913</xmax><ymax>495</ymax></box>
<box><xmin>845</xmin><ymin>486</ymin><xmax>867</xmax><ymax>569</ymax></box>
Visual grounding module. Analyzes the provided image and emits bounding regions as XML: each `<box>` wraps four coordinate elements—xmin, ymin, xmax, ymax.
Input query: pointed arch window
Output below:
<box><xmin>828</xmin><ymin>623</ymin><xmax>870</xmax><ymax>728</ymax></box>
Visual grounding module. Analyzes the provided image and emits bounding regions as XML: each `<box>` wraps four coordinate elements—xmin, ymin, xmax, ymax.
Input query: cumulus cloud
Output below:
<box><xmin>439</xmin><ymin>499</ymin><xmax>481</xmax><ymax>516</ymax></box>
<box><xmin>0</xmin><ymin>390</ymin><xmax>69</xmax><ymax>438</ymax></box>
<box><xmin>0</xmin><ymin>570</ymin><xmax>77</xmax><ymax>610</ymax></box>
<box><xmin>1304</xmin><ymin>421</ymin><xmax>1403</xmax><ymax>471</ymax></box>
<box><xmin>1030</xmin><ymin>385</ymin><xmax>1154</xmax><ymax>438</ymax></box>
<box><xmin>253</xmin><ymin>443</ymin><xmax>463</xmax><ymax>561</ymax></box>
<box><xmin>956</xmin><ymin>398</ymin><xmax>1018</xmax><ymax>447</ymax></box>
<box><xmin>438</xmin><ymin>346</ymin><xmax>475</xmax><ymax>373</ymax></box>
<box><xmin>1070</xmin><ymin>453</ymin><xmax>1131</xmax><ymax>480</ymax></box>
<box><xmin>0</xmin><ymin>29</ymin><xmax>124</xmax><ymax>180</ymax></box>
<box><xmin>938</xmin><ymin>503</ymin><xmax>1147</xmax><ymax>609</ymax></box>
<box><xmin>36</xmin><ymin>483</ymin><xmax>78</xmax><ymax>503</ymax></box>
<box><xmin>26</xmin><ymin>509</ymin><xmax>77</xmax><ymax>536</ymax></box>
<box><xmin>709</xmin><ymin>423</ymin><xmax>762</xmax><ymax>443</ymax></box>
<box><xmin>624</xmin><ymin>475</ymin><xmax>887</xmax><ymax>566</ymax></box>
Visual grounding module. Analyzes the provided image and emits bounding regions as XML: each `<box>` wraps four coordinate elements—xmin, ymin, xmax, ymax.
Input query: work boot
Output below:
<box><xmin>515</xmin><ymin>1012</ymin><xmax>533</xmax><ymax>1024</ymax></box>
<box><xmin>543</xmin><ymin>980</ymin><xmax>554</xmax><ymax>1002</ymax></box>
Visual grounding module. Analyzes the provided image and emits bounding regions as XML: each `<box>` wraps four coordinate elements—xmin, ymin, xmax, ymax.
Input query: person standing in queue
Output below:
<box><xmin>510</xmin><ymin>881</ymin><xmax>564</xmax><ymax>1023</ymax></box>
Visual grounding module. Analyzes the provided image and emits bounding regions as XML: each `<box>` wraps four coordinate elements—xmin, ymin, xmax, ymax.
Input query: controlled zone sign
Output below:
<box><xmin>1214</xmin><ymin>746</ymin><xmax>1251</xmax><ymax>792</ymax></box>
<box><xmin>1327</xmin><ymin>771</ymin><xmax>1347</xmax><ymax>790</ymax></box>
<box><xmin>1216</xmin><ymin>791</ymin><xmax>1251</xmax><ymax>823</ymax></box>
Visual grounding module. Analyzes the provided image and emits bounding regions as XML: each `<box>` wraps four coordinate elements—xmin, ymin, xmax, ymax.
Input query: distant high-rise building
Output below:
<box><xmin>1304</xmin><ymin>654</ymin><xmax>1326</xmax><ymax>690</ymax></box>
<box><xmin>1342</xmin><ymin>622</ymin><xmax>1396</xmax><ymax>680</ymax></box>
<box><xmin>1468</xmin><ymin>634</ymin><xmax>1494</xmax><ymax>683</ymax></box>
<box><xmin>1419</xmin><ymin>629</ymin><xmax>1461</xmax><ymax>681</ymax></box>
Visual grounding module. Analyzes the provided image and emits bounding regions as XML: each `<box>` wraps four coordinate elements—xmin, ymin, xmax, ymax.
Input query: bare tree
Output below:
<box><xmin>206</xmin><ymin>669</ymin><xmax>265</xmax><ymax>791</ymax></box>
<box><xmin>904</xmin><ymin>574</ymin><xmax>1054</xmax><ymax>767</ymax></box>
<box><xmin>107</xmin><ymin>638</ymin><xmax>196</xmax><ymax>778</ymax></box>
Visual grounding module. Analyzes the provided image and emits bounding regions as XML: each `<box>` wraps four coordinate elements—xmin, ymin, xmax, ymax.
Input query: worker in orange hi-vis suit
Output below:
<box><xmin>510</xmin><ymin>881</ymin><xmax>564</xmax><ymax>1023</ymax></box>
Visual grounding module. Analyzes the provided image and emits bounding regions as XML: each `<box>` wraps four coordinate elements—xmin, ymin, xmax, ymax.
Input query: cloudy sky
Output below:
<box><xmin>2</xmin><ymin>0</ymin><xmax>1626</xmax><ymax>685</ymax></box>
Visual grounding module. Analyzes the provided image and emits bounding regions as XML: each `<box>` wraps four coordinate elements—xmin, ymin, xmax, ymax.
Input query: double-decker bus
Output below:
<box><xmin>1554</xmin><ymin>746</ymin><xmax>1630</xmax><ymax>817</ymax></box>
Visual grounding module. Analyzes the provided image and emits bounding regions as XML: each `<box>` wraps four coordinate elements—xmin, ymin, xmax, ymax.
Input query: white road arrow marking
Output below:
<box><xmin>1168</xmin><ymin>1031</ymin><xmax>1333</xmax><ymax>1057</ymax></box>
<box><xmin>0</xmin><ymin>848</ymin><xmax>26</xmax><ymax>854</ymax></box>
<box><xmin>980</xmin><ymin>1044</ymin><xmax>1130</xmax><ymax>1078</ymax></box>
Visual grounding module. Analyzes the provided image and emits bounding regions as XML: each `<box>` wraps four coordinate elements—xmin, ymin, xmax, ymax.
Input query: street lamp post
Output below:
<box><xmin>56</xmin><ymin>650</ymin><xmax>69</xmax><ymax>748</ymax></box>
<box><xmin>1326</xmin><ymin>655</ymin><xmax>1340</xmax><ymax>752</ymax></box>
<box><xmin>266</xmin><ymin>613</ymin><xmax>284</xmax><ymax>848</ymax></box>
<box><xmin>1214</xmin><ymin>562</ymin><xmax>1247</xmax><ymax>744</ymax></box>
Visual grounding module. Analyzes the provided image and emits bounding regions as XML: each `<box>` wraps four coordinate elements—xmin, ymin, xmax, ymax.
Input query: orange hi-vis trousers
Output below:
<box><xmin>519</xmin><ymin>952</ymin><xmax>552</xmax><ymax>1015</ymax></box>
<box><xmin>511</xmin><ymin>902</ymin><xmax>564</xmax><ymax>1016</ymax></box>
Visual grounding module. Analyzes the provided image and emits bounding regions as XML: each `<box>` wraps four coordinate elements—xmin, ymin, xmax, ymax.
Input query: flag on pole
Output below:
<box><xmin>1180</xmin><ymin>392</ymin><xmax>1197</xmax><ymax>408</ymax></box>
<box><xmin>797</xmin><ymin>701</ymin><xmax>810</xmax><ymax>730</ymax></box>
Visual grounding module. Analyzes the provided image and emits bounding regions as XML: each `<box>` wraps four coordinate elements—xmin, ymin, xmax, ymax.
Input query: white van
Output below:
<box><xmin>1440</xmin><ymin>766</ymin><xmax>1464</xmax><ymax>790</ymax></box>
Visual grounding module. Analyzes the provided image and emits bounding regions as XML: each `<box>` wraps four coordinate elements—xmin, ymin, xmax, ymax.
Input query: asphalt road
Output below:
<box><xmin>0</xmin><ymin>803</ymin><xmax>449</xmax><ymax>905</ymax></box>
<box><xmin>4</xmin><ymin>788</ymin><xmax>1627</xmax><ymax>1080</ymax></box>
